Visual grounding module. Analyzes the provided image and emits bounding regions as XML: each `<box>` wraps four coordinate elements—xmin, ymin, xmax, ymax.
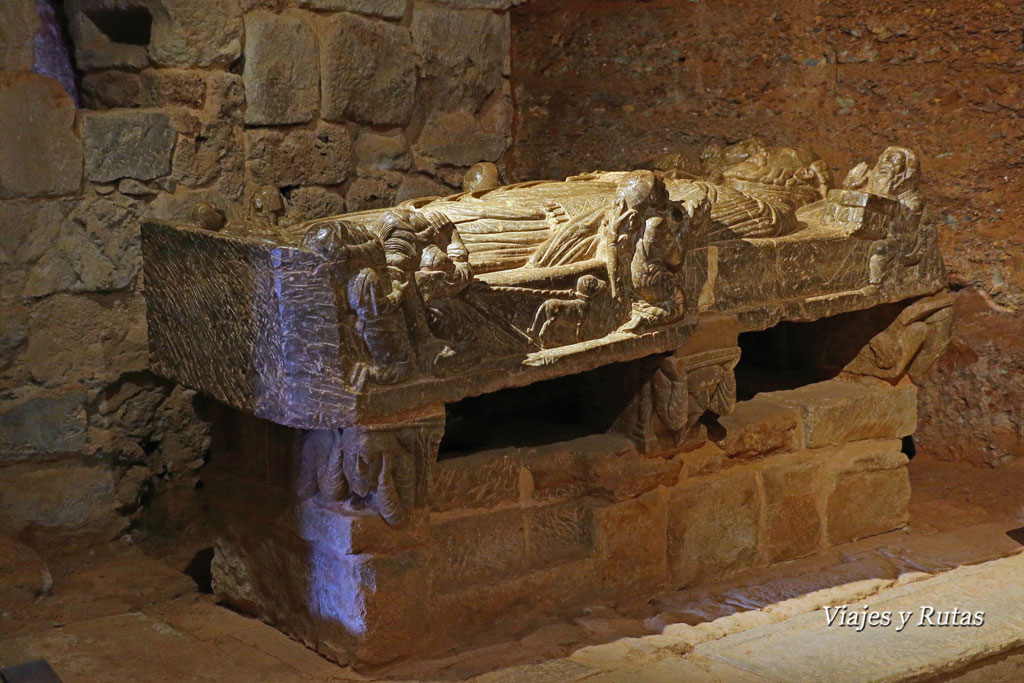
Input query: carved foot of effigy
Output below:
<box><xmin>300</xmin><ymin>410</ymin><xmax>445</xmax><ymax>526</ymax></box>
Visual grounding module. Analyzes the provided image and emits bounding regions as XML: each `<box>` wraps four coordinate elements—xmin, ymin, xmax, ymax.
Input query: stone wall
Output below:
<box><xmin>0</xmin><ymin>0</ymin><xmax>513</xmax><ymax>551</ymax></box>
<box><xmin>507</xmin><ymin>0</ymin><xmax>1024</xmax><ymax>466</ymax></box>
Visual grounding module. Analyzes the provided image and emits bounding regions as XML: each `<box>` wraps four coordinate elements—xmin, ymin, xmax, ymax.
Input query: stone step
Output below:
<box><xmin>691</xmin><ymin>552</ymin><xmax>1024</xmax><ymax>681</ymax></box>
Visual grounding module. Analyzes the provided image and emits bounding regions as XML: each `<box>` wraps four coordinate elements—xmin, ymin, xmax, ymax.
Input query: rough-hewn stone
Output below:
<box><xmin>0</xmin><ymin>199</ymin><xmax>76</xmax><ymax>297</ymax></box>
<box><xmin>81</xmin><ymin>71</ymin><xmax>142</xmax><ymax>109</ymax></box>
<box><xmin>140</xmin><ymin>69</ymin><xmax>206</xmax><ymax>108</ymax></box>
<box><xmin>825</xmin><ymin>440</ymin><xmax>910</xmax><ymax>545</ymax></box>
<box><xmin>411</xmin><ymin>4</ymin><xmax>508</xmax><ymax>112</ymax></box>
<box><xmin>395</xmin><ymin>174</ymin><xmax>450</xmax><ymax>203</ymax></box>
<box><xmin>299</xmin><ymin>0</ymin><xmax>406</xmax><ymax>18</ymax></box>
<box><xmin>0</xmin><ymin>386</ymin><xmax>88</xmax><ymax>457</ymax></box>
<box><xmin>430</xmin><ymin>448</ymin><xmax>521</xmax><ymax>512</ymax></box>
<box><xmin>283</xmin><ymin>187</ymin><xmax>346</xmax><ymax>224</ymax></box>
<box><xmin>147</xmin><ymin>0</ymin><xmax>243</xmax><ymax>68</ymax></box>
<box><xmin>22</xmin><ymin>294</ymin><xmax>148</xmax><ymax>384</ymax></box>
<box><xmin>526</xmin><ymin>501</ymin><xmax>593</xmax><ymax>567</ymax></box>
<box><xmin>354</xmin><ymin>130</ymin><xmax>410</xmax><ymax>172</ymax></box>
<box><xmin>0</xmin><ymin>461</ymin><xmax>126</xmax><ymax>551</ymax></box>
<box><xmin>0</xmin><ymin>0</ymin><xmax>40</xmax><ymax>72</ymax></box>
<box><xmin>82</xmin><ymin>111</ymin><xmax>177</xmax><ymax>183</ymax></box>
<box><xmin>668</xmin><ymin>468</ymin><xmax>760</xmax><ymax>587</ymax></box>
<box><xmin>592</xmin><ymin>490</ymin><xmax>667</xmax><ymax>597</ymax></box>
<box><xmin>414</xmin><ymin>109</ymin><xmax>507</xmax><ymax>168</ymax></box>
<box><xmin>0</xmin><ymin>74</ymin><xmax>82</xmax><ymax>199</ymax></box>
<box><xmin>59</xmin><ymin>196</ymin><xmax>143</xmax><ymax>292</ymax></box>
<box><xmin>243</xmin><ymin>11</ymin><xmax>318</xmax><ymax>125</ymax></box>
<box><xmin>429</xmin><ymin>508</ymin><xmax>526</xmax><ymax>590</ymax></box>
<box><xmin>318</xmin><ymin>12</ymin><xmax>416</xmax><ymax>126</ymax></box>
<box><xmin>763</xmin><ymin>379</ymin><xmax>917</xmax><ymax>449</ymax></box>
<box><xmin>245</xmin><ymin>123</ymin><xmax>351</xmax><ymax>187</ymax></box>
<box><xmin>66</xmin><ymin>0</ymin><xmax>150</xmax><ymax>71</ymax></box>
<box><xmin>173</xmin><ymin>119</ymin><xmax>243</xmax><ymax>195</ymax></box>
<box><xmin>760</xmin><ymin>451</ymin><xmax>822</xmax><ymax>562</ymax></box>
<box><xmin>716</xmin><ymin>397</ymin><xmax>800</xmax><ymax>458</ymax></box>
<box><xmin>344</xmin><ymin>175</ymin><xmax>397</xmax><ymax>211</ymax></box>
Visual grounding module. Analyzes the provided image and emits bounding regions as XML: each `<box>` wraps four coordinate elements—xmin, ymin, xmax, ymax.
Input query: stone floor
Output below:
<box><xmin>2</xmin><ymin>454</ymin><xmax>1023</xmax><ymax>682</ymax></box>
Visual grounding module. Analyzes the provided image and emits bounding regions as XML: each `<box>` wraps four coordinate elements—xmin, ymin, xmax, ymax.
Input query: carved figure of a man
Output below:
<box><xmin>597</xmin><ymin>170</ymin><xmax>668</xmax><ymax>303</ymax></box>
<box><xmin>302</xmin><ymin>221</ymin><xmax>413</xmax><ymax>389</ymax></box>
<box><xmin>373</xmin><ymin>209</ymin><xmax>472</xmax><ymax>370</ymax></box>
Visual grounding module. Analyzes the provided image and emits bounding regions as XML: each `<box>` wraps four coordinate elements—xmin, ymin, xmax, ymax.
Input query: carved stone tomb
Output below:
<box><xmin>141</xmin><ymin>140</ymin><xmax>952</xmax><ymax>668</ymax></box>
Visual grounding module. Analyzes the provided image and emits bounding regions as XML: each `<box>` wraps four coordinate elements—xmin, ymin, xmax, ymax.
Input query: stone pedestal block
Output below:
<box><xmin>207</xmin><ymin>375</ymin><xmax>915</xmax><ymax>668</ymax></box>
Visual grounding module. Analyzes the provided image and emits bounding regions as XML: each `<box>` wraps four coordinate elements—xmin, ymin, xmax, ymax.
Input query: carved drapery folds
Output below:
<box><xmin>300</xmin><ymin>411</ymin><xmax>445</xmax><ymax>526</ymax></box>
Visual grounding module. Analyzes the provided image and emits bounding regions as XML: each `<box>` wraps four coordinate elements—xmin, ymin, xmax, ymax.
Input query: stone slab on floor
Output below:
<box><xmin>691</xmin><ymin>552</ymin><xmax>1024</xmax><ymax>682</ymax></box>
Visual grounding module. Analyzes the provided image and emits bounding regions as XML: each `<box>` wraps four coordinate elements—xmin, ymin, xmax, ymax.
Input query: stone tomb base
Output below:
<box><xmin>207</xmin><ymin>374</ymin><xmax>915</xmax><ymax>669</ymax></box>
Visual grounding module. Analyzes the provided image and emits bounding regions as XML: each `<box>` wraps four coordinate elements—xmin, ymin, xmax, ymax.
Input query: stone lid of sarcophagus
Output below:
<box><xmin>141</xmin><ymin>140</ymin><xmax>945</xmax><ymax>429</ymax></box>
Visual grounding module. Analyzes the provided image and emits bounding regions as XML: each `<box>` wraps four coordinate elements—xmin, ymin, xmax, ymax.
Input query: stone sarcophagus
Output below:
<box><xmin>142</xmin><ymin>140</ymin><xmax>952</xmax><ymax>667</ymax></box>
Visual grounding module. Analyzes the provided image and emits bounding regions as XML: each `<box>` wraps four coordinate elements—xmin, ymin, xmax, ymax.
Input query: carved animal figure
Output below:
<box><xmin>528</xmin><ymin>275</ymin><xmax>607</xmax><ymax>346</ymax></box>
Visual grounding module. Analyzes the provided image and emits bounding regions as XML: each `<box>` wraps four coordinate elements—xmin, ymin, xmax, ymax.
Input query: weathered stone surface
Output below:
<box><xmin>354</xmin><ymin>130</ymin><xmax>410</xmax><ymax>172</ymax></box>
<box><xmin>0</xmin><ymin>199</ymin><xmax>75</xmax><ymax>297</ymax></box>
<box><xmin>148</xmin><ymin>188</ymin><xmax>241</xmax><ymax>225</ymax></box>
<box><xmin>430</xmin><ymin>448</ymin><xmax>521</xmax><ymax>512</ymax></box>
<box><xmin>668</xmin><ymin>468</ymin><xmax>760</xmax><ymax>587</ymax></box>
<box><xmin>173</xmin><ymin>119</ymin><xmax>244</xmax><ymax>197</ymax></box>
<box><xmin>430</xmin><ymin>508</ymin><xmax>526</xmax><ymax>590</ymax></box>
<box><xmin>916</xmin><ymin>289</ymin><xmax>1024</xmax><ymax>467</ymax></box>
<box><xmin>59</xmin><ymin>196</ymin><xmax>143</xmax><ymax>292</ymax></box>
<box><xmin>763</xmin><ymin>379</ymin><xmax>917</xmax><ymax>450</ymax></box>
<box><xmin>245</xmin><ymin>122</ymin><xmax>351</xmax><ymax>187</ymax></box>
<box><xmin>0</xmin><ymin>386</ymin><xmax>88</xmax><ymax>457</ymax></box>
<box><xmin>83</xmin><ymin>111</ymin><xmax>176</xmax><ymax>183</ymax></box>
<box><xmin>140</xmin><ymin>68</ymin><xmax>206</xmax><ymax>108</ymax></box>
<box><xmin>824</xmin><ymin>440</ymin><xmax>909</xmax><ymax>545</ymax></box>
<box><xmin>411</xmin><ymin>4</ymin><xmax>508</xmax><ymax>111</ymax></box>
<box><xmin>0</xmin><ymin>0</ymin><xmax>39</xmax><ymax>72</ymax></box>
<box><xmin>0</xmin><ymin>536</ymin><xmax>52</xmax><ymax>605</ymax></box>
<box><xmin>527</xmin><ymin>501</ymin><xmax>593</xmax><ymax>567</ymax></box>
<box><xmin>296</xmin><ymin>502</ymin><xmax>427</xmax><ymax>554</ymax></box>
<box><xmin>693</xmin><ymin>554</ymin><xmax>1024</xmax><ymax>682</ymax></box>
<box><xmin>23</xmin><ymin>293</ymin><xmax>148</xmax><ymax>384</ymax></box>
<box><xmin>344</xmin><ymin>175</ymin><xmax>397</xmax><ymax>211</ymax></box>
<box><xmin>0</xmin><ymin>74</ymin><xmax>82</xmax><ymax>199</ymax></box>
<box><xmin>243</xmin><ymin>11</ymin><xmax>318</xmax><ymax>125</ymax></box>
<box><xmin>66</xmin><ymin>0</ymin><xmax>150</xmax><ymax>71</ymax></box>
<box><xmin>0</xmin><ymin>461</ymin><xmax>125</xmax><ymax>550</ymax></box>
<box><xmin>716</xmin><ymin>397</ymin><xmax>800</xmax><ymax>458</ymax></box>
<box><xmin>148</xmin><ymin>0</ymin><xmax>243</xmax><ymax>68</ymax></box>
<box><xmin>299</xmin><ymin>0</ymin><xmax>406</xmax><ymax>18</ymax></box>
<box><xmin>592</xmin><ymin>490</ymin><xmax>667</xmax><ymax>597</ymax></box>
<box><xmin>284</xmin><ymin>187</ymin><xmax>346</xmax><ymax>224</ymax></box>
<box><xmin>760</xmin><ymin>451</ymin><xmax>822</xmax><ymax>562</ymax></box>
<box><xmin>395</xmin><ymin>174</ymin><xmax>450</xmax><ymax>203</ymax></box>
<box><xmin>81</xmin><ymin>71</ymin><xmax>142</xmax><ymax>109</ymax></box>
<box><xmin>318</xmin><ymin>12</ymin><xmax>416</xmax><ymax>125</ymax></box>
<box><xmin>414</xmin><ymin>109</ymin><xmax>507</xmax><ymax>168</ymax></box>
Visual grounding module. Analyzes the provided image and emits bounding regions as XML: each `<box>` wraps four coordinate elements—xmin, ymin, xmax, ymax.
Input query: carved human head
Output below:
<box><xmin>869</xmin><ymin>147</ymin><xmax>920</xmax><ymax>197</ymax></box>
<box><xmin>463</xmin><ymin>162</ymin><xmax>502</xmax><ymax>192</ymax></box>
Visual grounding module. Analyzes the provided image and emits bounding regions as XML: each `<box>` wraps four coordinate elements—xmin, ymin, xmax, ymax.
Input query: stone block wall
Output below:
<box><xmin>507</xmin><ymin>0</ymin><xmax>1024</xmax><ymax>466</ymax></box>
<box><xmin>0</xmin><ymin>0</ymin><xmax>513</xmax><ymax>551</ymax></box>
<box><xmin>208</xmin><ymin>376</ymin><xmax>915</xmax><ymax>667</ymax></box>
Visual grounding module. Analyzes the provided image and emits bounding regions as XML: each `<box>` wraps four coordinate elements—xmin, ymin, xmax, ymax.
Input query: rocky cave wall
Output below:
<box><xmin>507</xmin><ymin>0</ymin><xmax>1024</xmax><ymax>467</ymax></box>
<box><xmin>0</xmin><ymin>0</ymin><xmax>513</xmax><ymax>552</ymax></box>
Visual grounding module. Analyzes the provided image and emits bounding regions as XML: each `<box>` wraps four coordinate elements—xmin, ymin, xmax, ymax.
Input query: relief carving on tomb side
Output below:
<box><xmin>299</xmin><ymin>412</ymin><xmax>445</xmax><ymax>526</ymax></box>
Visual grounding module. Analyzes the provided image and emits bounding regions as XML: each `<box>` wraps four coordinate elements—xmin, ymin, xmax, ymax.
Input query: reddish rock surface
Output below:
<box><xmin>508</xmin><ymin>0</ymin><xmax>1024</xmax><ymax>465</ymax></box>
